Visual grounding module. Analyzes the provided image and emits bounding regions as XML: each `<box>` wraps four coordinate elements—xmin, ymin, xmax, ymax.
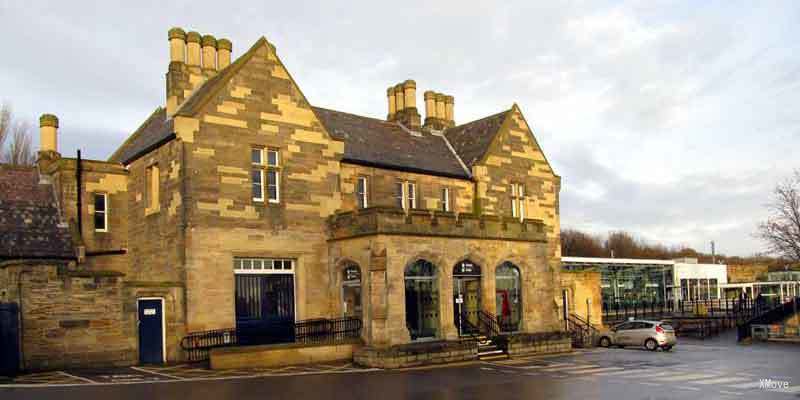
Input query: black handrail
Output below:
<box><xmin>477</xmin><ymin>310</ymin><xmax>502</xmax><ymax>338</ymax></box>
<box><xmin>738</xmin><ymin>296</ymin><xmax>799</xmax><ymax>341</ymax></box>
<box><xmin>180</xmin><ymin>316</ymin><xmax>362</xmax><ymax>362</ymax></box>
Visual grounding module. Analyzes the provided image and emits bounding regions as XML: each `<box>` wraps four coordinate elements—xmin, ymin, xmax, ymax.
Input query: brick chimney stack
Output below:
<box><xmin>387</xmin><ymin>80</ymin><xmax>420</xmax><ymax>129</ymax></box>
<box><xmin>165</xmin><ymin>27</ymin><xmax>233</xmax><ymax>115</ymax></box>
<box><xmin>423</xmin><ymin>90</ymin><xmax>455</xmax><ymax>129</ymax></box>
<box><xmin>38</xmin><ymin>114</ymin><xmax>60</xmax><ymax>162</ymax></box>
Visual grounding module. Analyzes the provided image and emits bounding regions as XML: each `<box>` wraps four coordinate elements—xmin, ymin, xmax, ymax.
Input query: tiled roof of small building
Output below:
<box><xmin>444</xmin><ymin>110</ymin><xmax>510</xmax><ymax>168</ymax></box>
<box><xmin>0</xmin><ymin>165</ymin><xmax>75</xmax><ymax>260</ymax></box>
<box><xmin>312</xmin><ymin>107</ymin><xmax>471</xmax><ymax>179</ymax></box>
<box><xmin>109</xmin><ymin>107</ymin><xmax>174</xmax><ymax>165</ymax></box>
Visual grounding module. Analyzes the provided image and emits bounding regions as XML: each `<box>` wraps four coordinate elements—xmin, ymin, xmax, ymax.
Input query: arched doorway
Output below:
<box><xmin>405</xmin><ymin>260</ymin><xmax>439</xmax><ymax>340</ymax></box>
<box><xmin>341</xmin><ymin>264</ymin><xmax>362</xmax><ymax>318</ymax></box>
<box><xmin>496</xmin><ymin>262</ymin><xmax>522</xmax><ymax>332</ymax></box>
<box><xmin>453</xmin><ymin>260</ymin><xmax>481</xmax><ymax>335</ymax></box>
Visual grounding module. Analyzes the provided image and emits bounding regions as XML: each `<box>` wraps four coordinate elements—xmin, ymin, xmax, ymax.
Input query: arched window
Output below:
<box><xmin>453</xmin><ymin>260</ymin><xmax>481</xmax><ymax>335</ymax></box>
<box><xmin>341</xmin><ymin>264</ymin><xmax>361</xmax><ymax>318</ymax></box>
<box><xmin>405</xmin><ymin>259</ymin><xmax>439</xmax><ymax>340</ymax></box>
<box><xmin>496</xmin><ymin>262</ymin><xmax>522</xmax><ymax>332</ymax></box>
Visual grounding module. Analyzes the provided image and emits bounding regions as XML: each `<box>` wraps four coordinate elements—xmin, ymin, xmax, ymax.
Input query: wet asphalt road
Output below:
<box><xmin>2</xmin><ymin>332</ymin><xmax>799</xmax><ymax>400</ymax></box>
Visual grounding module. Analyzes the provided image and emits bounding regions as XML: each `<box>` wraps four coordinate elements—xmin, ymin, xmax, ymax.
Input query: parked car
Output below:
<box><xmin>598</xmin><ymin>320</ymin><xmax>676</xmax><ymax>351</ymax></box>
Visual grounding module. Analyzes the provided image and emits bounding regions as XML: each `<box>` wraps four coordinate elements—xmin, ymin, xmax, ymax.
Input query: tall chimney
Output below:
<box><xmin>444</xmin><ymin>95</ymin><xmax>455</xmax><ymax>127</ymax></box>
<box><xmin>387</xmin><ymin>86</ymin><xmax>397</xmax><ymax>120</ymax></box>
<box><xmin>424</xmin><ymin>91</ymin><xmax>436</xmax><ymax>126</ymax></box>
<box><xmin>168</xmin><ymin>27</ymin><xmax>186</xmax><ymax>63</ymax></box>
<box><xmin>201</xmin><ymin>34</ymin><xmax>217</xmax><ymax>72</ymax></box>
<box><xmin>217</xmin><ymin>38</ymin><xmax>232</xmax><ymax>69</ymax></box>
<box><xmin>435</xmin><ymin>93</ymin><xmax>446</xmax><ymax>124</ymax></box>
<box><xmin>186</xmin><ymin>31</ymin><xmax>201</xmax><ymax>67</ymax></box>
<box><xmin>39</xmin><ymin>114</ymin><xmax>59</xmax><ymax>155</ymax></box>
<box><xmin>394</xmin><ymin>84</ymin><xmax>404</xmax><ymax>111</ymax></box>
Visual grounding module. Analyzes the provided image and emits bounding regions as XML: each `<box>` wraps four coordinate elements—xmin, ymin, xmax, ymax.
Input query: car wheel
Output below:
<box><xmin>662</xmin><ymin>345</ymin><xmax>673</xmax><ymax>351</ymax></box>
<box><xmin>645</xmin><ymin>339</ymin><xmax>658</xmax><ymax>351</ymax></box>
<box><xmin>599</xmin><ymin>337</ymin><xmax>611</xmax><ymax>347</ymax></box>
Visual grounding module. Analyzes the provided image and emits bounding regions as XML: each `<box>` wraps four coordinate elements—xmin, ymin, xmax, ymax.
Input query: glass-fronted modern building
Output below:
<box><xmin>561</xmin><ymin>257</ymin><xmax>728</xmax><ymax>304</ymax></box>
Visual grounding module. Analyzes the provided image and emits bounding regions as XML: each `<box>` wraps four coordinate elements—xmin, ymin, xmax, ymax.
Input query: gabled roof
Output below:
<box><xmin>313</xmin><ymin>107</ymin><xmax>471</xmax><ymax>179</ymax></box>
<box><xmin>444</xmin><ymin>109</ymin><xmax>510</xmax><ymax>168</ymax></box>
<box><xmin>109</xmin><ymin>107</ymin><xmax>173</xmax><ymax>165</ymax></box>
<box><xmin>0</xmin><ymin>165</ymin><xmax>75</xmax><ymax>260</ymax></box>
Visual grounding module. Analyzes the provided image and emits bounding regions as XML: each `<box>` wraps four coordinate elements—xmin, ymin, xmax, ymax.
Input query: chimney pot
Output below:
<box><xmin>39</xmin><ymin>114</ymin><xmax>59</xmax><ymax>154</ymax></box>
<box><xmin>387</xmin><ymin>86</ymin><xmax>397</xmax><ymax>120</ymax></box>
<box><xmin>435</xmin><ymin>93</ymin><xmax>446</xmax><ymax>121</ymax></box>
<box><xmin>185</xmin><ymin>31</ymin><xmax>202</xmax><ymax>67</ymax></box>
<box><xmin>402</xmin><ymin>79</ymin><xmax>417</xmax><ymax>111</ymax></box>
<box><xmin>445</xmin><ymin>95</ymin><xmax>454</xmax><ymax>125</ymax></box>
<box><xmin>217</xmin><ymin>38</ymin><xmax>232</xmax><ymax>69</ymax></box>
<box><xmin>168</xmin><ymin>27</ymin><xmax>186</xmax><ymax>64</ymax></box>
<box><xmin>394</xmin><ymin>84</ymin><xmax>405</xmax><ymax>111</ymax></box>
<box><xmin>201</xmin><ymin>34</ymin><xmax>218</xmax><ymax>71</ymax></box>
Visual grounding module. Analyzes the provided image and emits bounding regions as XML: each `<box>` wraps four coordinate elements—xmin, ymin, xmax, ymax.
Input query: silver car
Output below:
<box><xmin>598</xmin><ymin>320</ymin><xmax>677</xmax><ymax>351</ymax></box>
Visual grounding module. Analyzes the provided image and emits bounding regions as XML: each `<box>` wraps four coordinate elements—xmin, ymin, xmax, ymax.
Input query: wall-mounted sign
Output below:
<box><xmin>143</xmin><ymin>309</ymin><xmax>156</xmax><ymax>316</ymax></box>
<box><xmin>454</xmin><ymin>261</ymin><xmax>481</xmax><ymax>276</ymax></box>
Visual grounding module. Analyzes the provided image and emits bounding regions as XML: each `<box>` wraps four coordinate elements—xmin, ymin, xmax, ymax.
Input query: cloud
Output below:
<box><xmin>1</xmin><ymin>0</ymin><xmax>798</xmax><ymax>256</ymax></box>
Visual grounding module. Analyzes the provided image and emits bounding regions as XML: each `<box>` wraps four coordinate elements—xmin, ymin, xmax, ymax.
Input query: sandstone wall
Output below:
<box><xmin>560</xmin><ymin>270</ymin><xmax>603</xmax><ymax>327</ymax></box>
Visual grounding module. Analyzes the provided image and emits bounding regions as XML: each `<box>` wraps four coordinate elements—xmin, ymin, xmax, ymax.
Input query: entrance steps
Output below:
<box><xmin>476</xmin><ymin>335</ymin><xmax>509</xmax><ymax>360</ymax></box>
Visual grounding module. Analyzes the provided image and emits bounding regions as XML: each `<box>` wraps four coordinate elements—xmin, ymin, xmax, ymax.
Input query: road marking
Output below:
<box><xmin>639</xmin><ymin>382</ymin><xmax>662</xmax><ymax>386</ymax></box>
<box><xmin>727</xmin><ymin>381</ymin><xmax>762</xmax><ymax>389</ymax></box>
<box><xmin>693</xmin><ymin>376</ymin><xmax>750</xmax><ymax>385</ymax></box>
<box><xmin>654</xmin><ymin>373</ymin><xmax>718</xmax><ymax>382</ymax></box>
<box><xmin>57</xmin><ymin>371</ymin><xmax>96</xmax><ymax>384</ymax></box>
<box><xmin>524</xmin><ymin>372</ymin><xmax>541</xmax><ymax>376</ymax></box>
<box><xmin>130</xmin><ymin>366</ymin><xmax>185</xmax><ymax>380</ymax></box>
<box><xmin>517</xmin><ymin>362</ymin><xmax>572</xmax><ymax>369</ymax></box>
<box><xmin>540</xmin><ymin>364</ymin><xmax>598</xmax><ymax>372</ymax></box>
<box><xmin>566</xmin><ymin>367</ymin><xmax>624</xmax><ymax>375</ymax></box>
<box><xmin>719</xmin><ymin>390</ymin><xmax>743</xmax><ymax>396</ymax></box>
<box><xmin>675</xmin><ymin>386</ymin><xmax>701</xmax><ymax>391</ymax></box>
<box><xmin>599</xmin><ymin>369</ymin><xmax>660</xmax><ymax>377</ymax></box>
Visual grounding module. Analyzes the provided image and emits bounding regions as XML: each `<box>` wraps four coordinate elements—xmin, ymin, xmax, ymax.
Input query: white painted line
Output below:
<box><xmin>639</xmin><ymin>382</ymin><xmax>662</xmax><ymax>386</ymax></box>
<box><xmin>599</xmin><ymin>369</ymin><xmax>658</xmax><ymax>377</ymax></box>
<box><xmin>480</xmin><ymin>367</ymin><xmax>496</xmax><ymax>371</ymax></box>
<box><xmin>57</xmin><ymin>371</ymin><xmax>96</xmax><ymax>384</ymax></box>
<box><xmin>524</xmin><ymin>372</ymin><xmax>540</xmax><ymax>376</ymax></box>
<box><xmin>718</xmin><ymin>390</ymin><xmax>743</xmax><ymax>396</ymax></box>
<box><xmin>130</xmin><ymin>366</ymin><xmax>185</xmax><ymax>381</ymax></box>
<box><xmin>1</xmin><ymin>367</ymin><xmax>382</xmax><ymax>388</ymax></box>
<box><xmin>540</xmin><ymin>364</ymin><xmax>598</xmax><ymax>372</ymax></box>
<box><xmin>675</xmin><ymin>386</ymin><xmax>701</xmax><ymax>391</ymax></box>
<box><xmin>727</xmin><ymin>381</ymin><xmax>762</xmax><ymax>389</ymax></box>
<box><xmin>693</xmin><ymin>376</ymin><xmax>750</xmax><ymax>385</ymax></box>
<box><xmin>517</xmin><ymin>362</ymin><xmax>572</xmax><ymax>370</ymax></box>
<box><xmin>655</xmin><ymin>373</ymin><xmax>718</xmax><ymax>382</ymax></box>
<box><xmin>566</xmin><ymin>367</ymin><xmax>624</xmax><ymax>375</ymax></box>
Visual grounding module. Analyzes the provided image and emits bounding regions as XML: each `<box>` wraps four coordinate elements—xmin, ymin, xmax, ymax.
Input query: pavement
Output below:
<box><xmin>1</xmin><ymin>331</ymin><xmax>799</xmax><ymax>399</ymax></box>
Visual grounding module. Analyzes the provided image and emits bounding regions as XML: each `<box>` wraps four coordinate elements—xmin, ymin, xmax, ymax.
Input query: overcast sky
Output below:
<box><xmin>1</xmin><ymin>1</ymin><xmax>798</xmax><ymax>256</ymax></box>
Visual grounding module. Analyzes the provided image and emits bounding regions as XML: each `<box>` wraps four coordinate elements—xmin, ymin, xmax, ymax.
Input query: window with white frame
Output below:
<box><xmin>441</xmin><ymin>187</ymin><xmax>450</xmax><ymax>212</ymax></box>
<box><xmin>252</xmin><ymin>147</ymin><xmax>280</xmax><ymax>203</ymax></box>
<box><xmin>94</xmin><ymin>193</ymin><xmax>108</xmax><ymax>232</ymax></box>
<box><xmin>356</xmin><ymin>176</ymin><xmax>368</xmax><ymax>209</ymax></box>
<box><xmin>510</xmin><ymin>183</ymin><xmax>526</xmax><ymax>220</ymax></box>
<box><xmin>394</xmin><ymin>181</ymin><xmax>417</xmax><ymax>210</ymax></box>
<box><xmin>407</xmin><ymin>182</ymin><xmax>416</xmax><ymax>209</ymax></box>
<box><xmin>234</xmin><ymin>257</ymin><xmax>295</xmax><ymax>274</ymax></box>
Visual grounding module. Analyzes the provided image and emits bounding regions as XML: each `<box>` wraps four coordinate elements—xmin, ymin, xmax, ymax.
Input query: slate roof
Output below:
<box><xmin>0</xmin><ymin>165</ymin><xmax>75</xmax><ymax>260</ymax></box>
<box><xmin>444</xmin><ymin>110</ymin><xmax>510</xmax><ymax>168</ymax></box>
<box><xmin>312</xmin><ymin>107</ymin><xmax>471</xmax><ymax>179</ymax></box>
<box><xmin>109</xmin><ymin>107</ymin><xmax>174</xmax><ymax>165</ymax></box>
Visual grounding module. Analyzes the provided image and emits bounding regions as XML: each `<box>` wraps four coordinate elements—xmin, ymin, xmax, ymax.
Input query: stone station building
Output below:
<box><xmin>0</xmin><ymin>27</ymin><xmax>569</xmax><ymax>370</ymax></box>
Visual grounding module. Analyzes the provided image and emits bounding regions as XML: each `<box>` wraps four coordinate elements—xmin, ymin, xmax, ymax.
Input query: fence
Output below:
<box><xmin>602</xmin><ymin>298</ymin><xmax>762</xmax><ymax>324</ymax></box>
<box><xmin>738</xmin><ymin>296</ymin><xmax>800</xmax><ymax>341</ymax></box>
<box><xmin>180</xmin><ymin>316</ymin><xmax>362</xmax><ymax>362</ymax></box>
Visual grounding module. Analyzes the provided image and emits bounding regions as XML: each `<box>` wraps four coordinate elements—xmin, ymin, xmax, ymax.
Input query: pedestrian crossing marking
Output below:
<box><xmin>599</xmin><ymin>369</ymin><xmax>658</xmax><ymax>377</ymax></box>
<box><xmin>675</xmin><ymin>386</ymin><xmax>701</xmax><ymax>391</ymax></box>
<box><xmin>566</xmin><ymin>367</ymin><xmax>624</xmax><ymax>375</ymax></box>
<box><xmin>517</xmin><ymin>362</ymin><xmax>572</xmax><ymax>370</ymax></box>
<box><xmin>693</xmin><ymin>376</ymin><xmax>749</xmax><ymax>385</ymax></box>
<box><xmin>654</xmin><ymin>373</ymin><xmax>718</xmax><ymax>382</ymax></box>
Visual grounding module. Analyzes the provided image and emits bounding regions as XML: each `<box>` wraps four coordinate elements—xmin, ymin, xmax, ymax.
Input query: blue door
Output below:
<box><xmin>138</xmin><ymin>299</ymin><xmax>163</xmax><ymax>364</ymax></box>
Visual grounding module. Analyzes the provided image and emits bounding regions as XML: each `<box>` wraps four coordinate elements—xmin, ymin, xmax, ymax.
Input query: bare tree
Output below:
<box><xmin>757</xmin><ymin>170</ymin><xmax>800</xmax><ymax>262</ymax></box>
<box><xmin>0</xmin><ymin>103</ymin><xmax>36</xmax><ymax>166</ymax></box>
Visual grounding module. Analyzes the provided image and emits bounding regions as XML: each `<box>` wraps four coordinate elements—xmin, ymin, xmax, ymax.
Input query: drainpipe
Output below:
<box><xmin>76</xmin><ymin>150</ymin><xmax>83</xmax><ymax>237</ymax></box>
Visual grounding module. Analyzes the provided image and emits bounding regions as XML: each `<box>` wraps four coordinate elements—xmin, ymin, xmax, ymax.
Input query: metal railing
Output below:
<box><xmin>567</xmin><ymin>313</ymin><xmax>599</xmax><ymax>348</ymax></box>
<box><xmin>602</xmin><ymin>298</ymin><xmax>763</xmax><ymax>325</ymax></box>
<box><xmin>738</xmin><ymin>296</ymin><xmax>799</xmax><ymax>342</ymax></box>
<box><xmin>180</xmin><ymin>316</ymin><xmax>362</xmax><ymax>362</ymax></box>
